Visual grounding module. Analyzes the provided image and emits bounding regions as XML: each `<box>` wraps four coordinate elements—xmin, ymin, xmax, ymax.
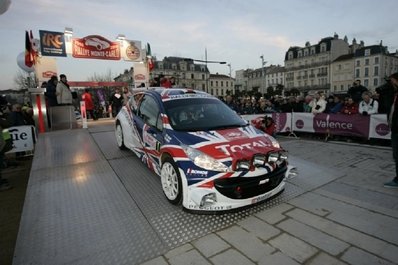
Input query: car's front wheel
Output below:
<box><xmin>161</xmin><ymin>157</ymin><xmax>182</xmax><ymax>205</ymax></box>
<box><xmin>115</xmin><ymin>123</ymin><xmax>126</xmax><ymax>150</ymax></box>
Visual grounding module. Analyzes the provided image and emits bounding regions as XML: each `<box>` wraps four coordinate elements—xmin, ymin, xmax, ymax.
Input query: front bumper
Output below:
<box><xmin>183</xmin><ymin>164</ymin><xmax>298</xmax><ymax>213</ymax></box>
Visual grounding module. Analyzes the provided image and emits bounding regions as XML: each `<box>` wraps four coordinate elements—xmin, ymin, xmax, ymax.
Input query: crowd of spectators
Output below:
<box><xmin>221</xmin><ymin>83</ymin><xmax>387</xmax><ymax>116</ymax></box>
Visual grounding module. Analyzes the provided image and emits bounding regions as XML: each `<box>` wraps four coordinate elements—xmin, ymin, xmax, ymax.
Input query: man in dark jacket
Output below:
<box><xmin>347</xmin><ymin>79</ymin><xmax>368</xmax><ymax>104</ymax></box>
<box><xmin>45</xmin><ymin>75</ymin><xmax>58</xmax><ymax>107</ymax></box>
<box><xmin>385</xmin><ymin>72</ymin><xmax>398</xmax><ymax>188</ymax></box>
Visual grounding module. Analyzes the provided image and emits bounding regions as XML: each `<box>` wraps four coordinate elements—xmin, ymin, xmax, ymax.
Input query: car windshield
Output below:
<box><xmin>164</xmin><ymin>97</ymin><xmax>247</xmax><ymax>131</ymax></box>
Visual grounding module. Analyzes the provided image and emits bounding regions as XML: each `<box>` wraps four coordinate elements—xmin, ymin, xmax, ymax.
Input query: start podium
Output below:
<box><xmin>29</xmin><ymin>87</ymin><xmax>78</xmax><ymax>131</ymax></box>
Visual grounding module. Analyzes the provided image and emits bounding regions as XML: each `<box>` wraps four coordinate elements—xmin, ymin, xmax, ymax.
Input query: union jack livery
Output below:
<box><xmin>115</xmin><ymin>88</ymin><xmax>297</xmax><ymax>212</ymax></box>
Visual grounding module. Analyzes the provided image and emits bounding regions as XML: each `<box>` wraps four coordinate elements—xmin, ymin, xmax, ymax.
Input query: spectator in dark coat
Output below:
<box><xmin>110</xmin><ymin>88</ymin><xmax>123</xmax><ymax>117</ymax></box>
<box><xmin>347</xmin><ymin>79</ymin><xmax>368</xmax><ymax>104</ymax></box>
<box><xmin>45</xmin><ymin>76</ymin><xmax>58</xmax><ymax>107</ymax></box>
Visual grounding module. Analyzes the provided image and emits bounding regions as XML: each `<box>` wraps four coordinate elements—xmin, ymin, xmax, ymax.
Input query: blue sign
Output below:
<box><xmin>39</xmin><ymin>30</ymin><xmax>66</xmax><ymax>57</ymax></box>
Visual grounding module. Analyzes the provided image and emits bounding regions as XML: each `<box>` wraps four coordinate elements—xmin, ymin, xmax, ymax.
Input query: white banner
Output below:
<box><xmin>292</xmin><ymin>113</ymin><xmax>315</xmax><ymax>133</ymax></box>
<box><xmin>369</xmin><ymin>114</ymin><xmax>390</xmax><ymax>139</ymax></box>
<box><xmin>34</xmin><ymin>57</ymin><xmax>58</xmax><ymax>86</ymax></box>
<box><xmin>133</xmin><ymin>62</ymin><xmax>148</xmax><ymax>88</ymax></box>
<box><xmin>6</xmin><ymin>126</ymin><xmax>36</xmax><ymax>153</ymax></box>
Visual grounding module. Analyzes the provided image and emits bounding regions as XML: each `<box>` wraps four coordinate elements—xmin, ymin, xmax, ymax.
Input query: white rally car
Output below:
<box><xmin>115</xmin><ymin>88</ymin><xmax>297</xmax><ymax>212</ymax></box>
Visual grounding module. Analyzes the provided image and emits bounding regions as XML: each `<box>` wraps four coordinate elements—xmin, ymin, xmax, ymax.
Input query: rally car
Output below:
<box><xmin>115</xmin><ymin>88</ymin><xmax>296</xmax><ymax>212</ymax></box>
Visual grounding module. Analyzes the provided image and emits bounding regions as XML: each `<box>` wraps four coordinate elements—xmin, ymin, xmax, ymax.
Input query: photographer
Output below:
<box><xmin>385</xmin><ymin>72</ymin><xmax>398</xmax><ymax>188</ymax></box>
<box><xmin>376</xmin><ymin>79</ymin><xmax>394</xmax><ymax>114</ymax></box>
<box><xmin>358</xmin><ymin>91</ymin><xmax>378</xmax><ymax>115</ymax></box>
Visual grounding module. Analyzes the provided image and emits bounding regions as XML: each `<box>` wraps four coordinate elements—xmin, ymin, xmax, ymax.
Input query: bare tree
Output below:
<box><xmin>13</xmin><ymin>70</ymin><xmax>38</xmax><ymax>90</ymax></box>
<box><xmin>87</xmin><ymin>69</ymin><xmax>114</xmax><ymax>82</ymax></box>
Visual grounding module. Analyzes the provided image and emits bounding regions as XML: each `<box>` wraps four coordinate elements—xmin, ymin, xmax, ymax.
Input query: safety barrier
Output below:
<box><xmin>241</xmin><ymin>113</ymin><xmax>390</xmax><ymax>140</ymax></box>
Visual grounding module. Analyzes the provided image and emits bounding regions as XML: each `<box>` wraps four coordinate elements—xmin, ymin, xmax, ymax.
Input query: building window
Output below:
<box><xmin>365</xmin><ymin>59</ymin><xmax>369</xmax><ymax>65</ymax></box>
<box><xmin>356</xmin><ymin>69</ymin><xmax>360</xmax><ymax>78</ymax></box>
<box><xmin>210</xmin><ymin>81</ymin><xmax>213</xmax><ymax>86</ymax></box>
<box><xmin>320</xmin><ymin>43</ymin><xmax>326</xmax><ymax>52</ymax></box>
<box><xmin>364</xmin><ymin>49</ymin><xmax>370</xmax><ymax>56</ymax></box>
<box><xmin>374</xmin><ymin>78</ymin><xmax>378</xmax><ymax>86</ymax></box>
<box><xmin>298</xmin><ymin>51</ymin><xmax>302</xmax><ymax>57</ymax></box>
<box><xmin>364</xmin><ymin>68</ymin><xmax>369</xmax><ymax>77</ymax></box>
<box><xmin>221</xmin><ymin>81</ymin><xmax>223</xmax><ymax>87</ymax></box>
<box><xmin>226</xmin><ymin>82</ymin><xmax>228</xmax><ymax>87</ymax></box>
<box><xmin>338</xmin><ymin>64</ymin><xmax>342</xmax><ymax>70</ymax></box>
<box><xmin>202</xmin><ymin>74</ymin><xmax>205</xmax><ymax>80</ymax></box>
<box><xmin>356</xmin><ymin>60</ymin><xmax>360</xmax><ymax>67</ymax></box>
<box><xmin>375</xmin><ymin>57</ymin><xmax>379</xmax><ymax>64</ymax></box>
<box><xmin>340</xmin><ymin>85</ymin><xmax>344</xmax><ymax>91</ymax></box>
<box><xmin>288</xmin><ymin>51</ymin><xmax>293</xmax><ymax>60</ymax></box>
<box><xmin>364</xmin><ymin>79</ymin><xmax>369</xmax><ymax>87</ymax></box>
<box><xmin>374</xmin><ymin>66</ymin><xmax>379</xmax><ymax>76</ymax></box>
<box><xmin>304</xmin><ymin>49</ymin><xmax>308</xmax><ymax>56</ymax></box>
<box><xmin>216</xmin><ymin>81</ymin><xmax>218</xmax><ymax>86</ymax></box>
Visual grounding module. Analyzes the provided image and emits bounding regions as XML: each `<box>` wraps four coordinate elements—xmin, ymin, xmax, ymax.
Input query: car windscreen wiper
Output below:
<box><xmin>207</xmin><ymin>123</ymin><xmax>247</xmax><ymax>130</ymax></box>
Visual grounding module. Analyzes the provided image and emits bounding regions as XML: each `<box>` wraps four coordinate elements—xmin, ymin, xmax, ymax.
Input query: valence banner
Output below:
<box><xmin>72</xmin><ymin>35</ymin><xmax>120</xmax><ymax>60</ymax></box>
<box><xmin>39</xmin><ymin>30</ymin><xmax>66</xmax><ymax>57</ymax></box>
<box><xmin>293</xmin><ymin>113</ymin><xmax>370</xmax><ymax>138</ymax></box>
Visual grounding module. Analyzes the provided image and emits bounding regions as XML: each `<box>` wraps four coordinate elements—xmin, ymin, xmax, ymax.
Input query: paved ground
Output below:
<box><xmin>0</xmin><ymin>157</ymin><xmax>32</xmax><ymax>265</ymax></box>
<box><xmin>4</xmin><ymin>119</ymin><xmax>398</xmax><ymax>265</ymax></box>
<box><xmin>140</xmin><ymin>138</ymin><xmax>398</xmax><ymax>265</ymax></box>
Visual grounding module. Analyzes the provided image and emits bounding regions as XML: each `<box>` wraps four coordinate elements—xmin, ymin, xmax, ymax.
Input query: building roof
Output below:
<box><xmin>333</xmin><ymin>54</ymin><xmax>354</xmax><ymax>62</ymax></box>
<box><xmin>154</xmin><ymin>56</ymin><xmax>209</xmax><ymax>72</ymax></box>
<box><xmin>354</xmin><ymin>45</ymin><xmax>388</xmax><ymax>57</ymax></box>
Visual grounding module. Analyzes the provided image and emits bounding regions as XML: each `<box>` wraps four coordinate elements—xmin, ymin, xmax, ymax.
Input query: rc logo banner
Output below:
<box><xmin>39</xmin><ymin>30</ymin><xmax>66</xmax><ymax>57</ymax></box>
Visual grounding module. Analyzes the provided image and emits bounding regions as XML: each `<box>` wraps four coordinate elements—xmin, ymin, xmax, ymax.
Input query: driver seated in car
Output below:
<box><xmin>179</xmin><ymin>109</ymin><xmax>196</xmax><ymax>123</ymax></box>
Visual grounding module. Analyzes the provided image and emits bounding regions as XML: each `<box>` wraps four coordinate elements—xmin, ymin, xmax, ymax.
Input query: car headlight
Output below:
<box><xmin>182</xmin><ymin>145</ymin><xmax>229</xmax><ymax>172</ymax></box>
<box><xmin>269</xmin><ymin>135</ymin><xmax>280</xmax><ymax>148</ymax></box>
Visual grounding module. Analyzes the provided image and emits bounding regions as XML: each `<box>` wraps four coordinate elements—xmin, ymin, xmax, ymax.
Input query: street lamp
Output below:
<box><xmin>260</xmin><ymin>55</ymin><xmax>267</xmax><ymax>94</ymax></box>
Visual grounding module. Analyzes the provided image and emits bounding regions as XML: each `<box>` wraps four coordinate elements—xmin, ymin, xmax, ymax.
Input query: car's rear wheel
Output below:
<box><xmin>115</xmin><ymin>123</ymin><xmax>126</xmax><ymax>150</ymax></box>
<box><xmin>161</xmin><ymin>157</ymin><xmax>182</xmax><ymax>205</ymax></box>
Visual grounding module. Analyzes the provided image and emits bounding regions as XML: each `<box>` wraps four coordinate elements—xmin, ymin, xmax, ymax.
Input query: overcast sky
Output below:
<box><xmin>0</xmin><ymin>0</ymin><xmax>397</xmax><ymax>90</ymax></box>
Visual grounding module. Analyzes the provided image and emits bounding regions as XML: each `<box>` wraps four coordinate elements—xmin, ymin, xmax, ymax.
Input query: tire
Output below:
<box><xmin>161</xmin><ymin>157</ymin><xmax>182</xmax><ymax>205</ymax></box>
<box><xmin>115</xmin><ymin>123</ymin><xmax>126</xmax><ymax>150</ymax></box>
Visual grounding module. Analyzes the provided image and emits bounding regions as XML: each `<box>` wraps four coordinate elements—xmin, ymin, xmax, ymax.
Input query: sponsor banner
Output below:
<box><xmin>120</xmin><ymin>39</ymin><xmax>142</xmax><ymax>61</ymax></box>
<box><xmin>133</xmin><ymin>62</ymin><xmax>148</xmax><ymax>87</ymax></box>
<box><xmin>293</xmin><ymin>113</ymin><xmax>370</xmax><ymax>138</ymax></box>
<box><xmin>6</xmin><ymin>126</ymin><xmax>36</xmax><ymax>153</ymax></box>
<box><xmin>271</xmin><ymin>112</ymin><xmax>291</xmax><ymax>133</ymax></box>
<box><xmin>39</xmin><ymin>30</ymin><xmax>67</xmax><ymax>57</ymax></box>
<box><xmin>72</xmin><ymin>35</ymin><xmax>120</xmax><ymax>60</ymax></box>
<box><xmin>369</xmin><ymin>114</ymin><xmax>390</xmax><ymax>139</ymax></box>
<box><xmin>292</xmin><ymin>113</ymin><xmax>315</xmax><ymax>133</ymax></box>
<box><xmin>34</xmin><ymin>56</ymin><xmax>57</xmax><ymax>85</ymax></box>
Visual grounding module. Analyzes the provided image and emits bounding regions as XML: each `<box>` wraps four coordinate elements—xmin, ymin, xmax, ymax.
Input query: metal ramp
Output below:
<box><xmin>13</xmin><ymin>120</ymin><xmax>339</xmax><ymax>264</ymax></box>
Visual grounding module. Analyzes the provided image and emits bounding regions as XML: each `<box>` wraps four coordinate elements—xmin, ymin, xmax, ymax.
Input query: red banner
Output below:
<box><xmin>72</xmin><ymin>35</ymin><xmax>120</xmax><ymax>60</ymax></box>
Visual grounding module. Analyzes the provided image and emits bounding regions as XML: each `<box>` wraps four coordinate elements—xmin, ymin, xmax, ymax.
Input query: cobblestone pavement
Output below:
<box><xmin>140</xmin><ymin>138</ymin><xmax>398</xmax><ymax>265</ymax></box>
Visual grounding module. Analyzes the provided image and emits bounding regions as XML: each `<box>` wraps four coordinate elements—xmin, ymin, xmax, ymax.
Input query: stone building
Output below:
<box><xmin>149</xmin><ymin>56</ymin><xmax>208</xmax><ymax>91</ymax></box>
<box><xmin>284</xmin><ymin>33</ymin><xmax>350</xmax><ymax>95</ymax></box>
<box><xmin>208</xmin><ymin>73</ymin><xmax>235</xmax><ymax>98</ymax></box>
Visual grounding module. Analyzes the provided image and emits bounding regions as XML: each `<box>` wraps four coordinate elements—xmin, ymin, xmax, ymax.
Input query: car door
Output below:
<box><xmin>134</xmin><ymin>94</ymin><xmax>164</xmax><ymax>172</ymax></box>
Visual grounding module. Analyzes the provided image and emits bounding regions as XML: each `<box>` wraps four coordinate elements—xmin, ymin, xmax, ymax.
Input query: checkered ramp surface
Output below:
<box><xmin>13</xmin><ymin>123</ymin><xmax>333</xmax><ymax>265</ymax></box>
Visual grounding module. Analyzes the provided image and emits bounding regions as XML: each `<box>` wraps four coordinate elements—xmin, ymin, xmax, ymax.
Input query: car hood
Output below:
<box><xmin>172</xmin><ymin>126</ymin><xmax>280</xmax><ymax>160</ymax></box>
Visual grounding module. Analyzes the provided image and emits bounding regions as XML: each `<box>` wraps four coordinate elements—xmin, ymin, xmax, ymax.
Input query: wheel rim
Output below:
<box><xmin>115</xmin><ymin>124</ymin><xmax>123</xmax><ymax>147</ymax></box>
<box><xmin>161</xmin><ymin>162</ymin><xmax>179</xmax><ymax>200</ymax></box>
